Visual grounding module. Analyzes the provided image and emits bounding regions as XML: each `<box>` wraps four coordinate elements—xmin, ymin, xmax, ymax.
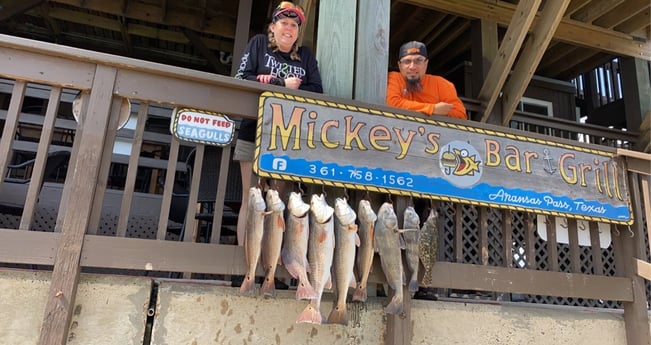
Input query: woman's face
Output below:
<box><xmin>270</xmin><ymin>18</ymin><xmax>300</xmax><ymax>52</ymax></box>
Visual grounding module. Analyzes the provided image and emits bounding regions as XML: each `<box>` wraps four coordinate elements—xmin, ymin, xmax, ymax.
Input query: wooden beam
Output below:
<box><xmin>617</xmin><ymin>149</ymin><xmax>651</xmax><ymax>176</ymax></box>
<box><xmin>50</xmin><ymin>0</ymin><xmax>236</xmax><ymax>39</ymax></box>
<box><xmin>564</xmin><ymin>0</ymin><xmax>592</xmax><ymax>17</ymax></box>
<box><xmin>38</xmin><ymin>65</ymin><xmax>117</xmax><ymax>345</ymax></box>
<box><xmin>615</xmin><ymin>9</ymin><xmax>651</xmax><ymax>35</ymax></box>
<box><xmin>0</xmin><ymin>228</ymin><xmax>636</xmax><ymax>302</ymax></box>
<box><xmin>0</xmin><ymin>0</ymin><xmax>45</xmax><ymax>21</ymax></box>
<box><xmin>230</xmin><ymin>0</ymin><xmax>252</xmax><ymax>76</ymax></box>
<box><xmin>635</xmin><ymin>259</ymin><xmax>651</xmax><ymax>281</ymax></box>
<box><xmin>501</xmin><ymin>0</ymin><xmax>571</xmax><ymax>126</ymax></box>
<box><xmin>428</xmin><ymin>20</ymin><xmax>470</xmax><ymax>58</ymax></box>
<box><xmin>593</xmin><ymin>0</ymin><xmax>649</xmax><ymax>28</ymax></box>
<box><xmin>400</xmin><ymin>0</ymin><xmax>651</xmax><ymax>60</ymax></box>
<box><xmin>477</xmin><ymin>0</ymin><xmax>541</xmax><ymax>123</ymax></box>
<box><xmin>571</xmin><ymin>0</ymin><xmax>625</xmax><ymax>23</ymax></box>
<box><xmin>422</xmin><ymin>14</ymin><xmax>457</xmax><ymax>48</ymax></box>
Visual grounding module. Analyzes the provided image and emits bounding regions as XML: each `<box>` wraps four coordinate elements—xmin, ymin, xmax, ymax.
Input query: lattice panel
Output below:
<box><xmin>462</xmin><ymin>205</ymin><xmax>480</xmax><ymax>265</ymax></box>
<box><xmin>487</xmin><ymin>208</ymin><xmax>503</xmax><ymax>267</ymax></box>
<box><xmin>511</xmin><ymin>211</ymin><xmax>527</xmax><ymax>268</ymax></box>
<box><xmin>441</xmin><ymin>202</ymin><xmax>456</xmax><ymax>262</ymax></box>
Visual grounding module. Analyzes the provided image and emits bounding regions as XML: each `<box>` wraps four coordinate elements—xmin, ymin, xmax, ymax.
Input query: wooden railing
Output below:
<box><xmin>0</xmin><ymin>34</ymin><xmax>649</xmax><ymax>345</ymax></box>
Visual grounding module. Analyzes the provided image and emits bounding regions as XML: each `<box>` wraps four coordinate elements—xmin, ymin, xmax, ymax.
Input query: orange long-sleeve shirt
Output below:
<box><xmin>386</xmin><ymin>71</ymin><xmax>467</xmax><ymax>120</ymax></box>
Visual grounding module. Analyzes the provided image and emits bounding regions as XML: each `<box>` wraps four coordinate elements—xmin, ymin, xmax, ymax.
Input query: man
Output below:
<box><xmin>386</xmin><ymin>41</ymin><xmax>467</xmax><ymax>120</ymax></box>
<box><xmin>385</xmin><ymin>41</ymin><xmax>468</xmax><ymax>301</ymax></box>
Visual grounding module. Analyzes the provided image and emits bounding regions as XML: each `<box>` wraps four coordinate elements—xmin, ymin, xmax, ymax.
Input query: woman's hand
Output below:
<box><xmin>284</xmin><ymin>77</ymin><xmax>302</xmax><ymax>89</ymax></box>
<box><xmin>256</xmin><ymin>74</ymin><xmax>275</xmax><ymax>84</ymax></box>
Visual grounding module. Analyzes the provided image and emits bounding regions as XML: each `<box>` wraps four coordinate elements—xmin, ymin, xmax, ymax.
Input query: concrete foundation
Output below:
<box><xmin>0</xmin><ymin>269</ymin><xmax>638</xmax><ymax>344</ymax></box>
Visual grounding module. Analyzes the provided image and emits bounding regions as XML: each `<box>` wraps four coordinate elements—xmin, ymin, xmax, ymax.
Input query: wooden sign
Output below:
<box><xmin>254</xmin><ymin>92</ymin><xmax>632</xmax><ymax>224</ymax></box>
<box><xmin>170</xmin><ymin>108</ymin><xmax>235</xmax><ymax>146</ymax></box>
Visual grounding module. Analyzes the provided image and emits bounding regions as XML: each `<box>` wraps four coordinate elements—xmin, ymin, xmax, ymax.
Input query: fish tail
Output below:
<box><xmin>239</xmin><ymin>274</ymin><xmax>256</xmax><ymax>294</ymax></box>
<box><xmin>260</xmin><ymin>275</ymin><xmax>276</xmax><ymax>298</ymax></box>
<box><xmin>352</xmin><ymin>286</ymin><xmax>367</xmax><ymax>302</ymax></box>
<box><xmin>296</xmin><ymin>303</ymin><xmax>323</xmax><ymax>324</ymax></box>
<box><xmin>327</xmin><ymin>304</ymin><xmax>348</xmax><ymax>325</ymax></box>
<box><xmin>408</xmin><ymin>277</ymin><xmax>419</xmax><ymax>293</ymax></box>
<box><xmin>384</xmin><ymin>295</ymin><xmax>404</xmax><ymax>315</ymax></box>
<box><xmin>295</xmin><ymin>279</ymin><xmax>318</xmax><ymax>300</ymax></box>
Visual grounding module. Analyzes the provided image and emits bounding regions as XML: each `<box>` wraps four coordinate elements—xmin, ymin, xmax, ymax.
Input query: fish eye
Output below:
<box><xmin>460</xmin><ymin>149</ymin><xmax>468</xmax><ymax>157</ymax></box>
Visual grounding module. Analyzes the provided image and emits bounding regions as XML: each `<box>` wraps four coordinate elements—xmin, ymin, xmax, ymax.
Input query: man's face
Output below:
<box><xmin>398</xmin><ymin>54</ymin><xmax>428</xmax><ymax>82</ymax></box>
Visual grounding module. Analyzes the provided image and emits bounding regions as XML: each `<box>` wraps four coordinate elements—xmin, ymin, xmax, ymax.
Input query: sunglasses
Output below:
<box><xmin>275</xmin><ymin>2</ymin><xmax>306</xmax><ymax>24</ymax></box>
<box><xmin>399</xmin><ymin>57</ymin><xmax>427</xmax><ymax>66</ymax></box>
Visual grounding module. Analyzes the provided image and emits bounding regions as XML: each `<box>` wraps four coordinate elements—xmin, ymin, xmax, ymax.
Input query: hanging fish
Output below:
<box><xmin>402</xmin><ymin>206</ymin><xmax>421</xmax><ymax>294</ymax></box>
<box><xmin>296</xmin><ymin>193</ymin><xmax>335</xmax><ymax>324</ymax></box>
<box><xmin>260</xmin><ymin>189</ymin><xmax>286</xmax><ymax>298</ymax></box>
<box><xmin>240</xmin><ymin>187</ymin><xmax>268</xmax><ymax>294</ymax></box>
<box><xmin>328</xmin><ymin>197</ymin><xmax>359</xmax><ymax>325</ymax></box>
<box><xmin>374</xmin><ymin>202</ymin><xmax>405</xmax><ymax>315</ymax></box>
<box><xmin>281</xmin><ymin>192</ymin><xmax>317</xmax><ymax>300</ymax></box>
<box><xmin>352</xmin><ymin>199</ymin><xmax>377</xmax><ymax>303</ymax></box>
<box><xmin>419</xmin><ymin>207</ymin><xmax>440</xmax><ymax>286</ymax></box>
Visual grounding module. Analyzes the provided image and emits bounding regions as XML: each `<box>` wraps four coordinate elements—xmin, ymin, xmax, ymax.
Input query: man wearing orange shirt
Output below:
<box><xmin>387</xmin><ymin>41</ymin><xmax>467</xmax><ymax>120</ymax></box>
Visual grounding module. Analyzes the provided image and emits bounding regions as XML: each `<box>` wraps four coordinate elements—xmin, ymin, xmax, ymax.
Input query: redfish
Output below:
<box><xmin>374</xmin><ymin>202</ymin><xmax>404</xmax><ymax>315</ymax></box>
<box><xmin>352</xmin><ymin>199</ymin><xmax>377</xmax><ymax>302</ymax></box>
<box><xmin>296</xmin><ymin>193</ymin><xmax>334</xmax><ymax>324</ymax></box>
<box><xmin>260</xmin><ymin>189</ymin><xmax>285</xmax><ymax>297</ymax></box>
<box><xmin>328</xmin><ymin>197</ymin><xmax>359</xmax><ymax>325</ymax></box>
<box><xmin>240</xmin><ymin>187</ymin><xmax>268</xmax><ymax>294</ymax></box>
<box><xmin>402</xmin><ymin>206</ymin><xmax>421</xmax><ymax>293</ymax></box>
<box><xmin>281</xmin><ymin>192</ymin><xmax>317</xmax><ymax>300</ymax></box>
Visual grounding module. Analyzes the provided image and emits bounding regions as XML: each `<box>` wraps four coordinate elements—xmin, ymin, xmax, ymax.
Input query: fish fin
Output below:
<box><xmin>408</xmin><ymin>279</ymin><xmax>419</xmax><ymax>293</ymax></box>
<box><xmin>325</xmin><ymin>274</ymin><xmax>333</xmax><ymax>290</ymax></box>
<box><xmin>277</xmin><ymin>217</ymin><xmax>286</xmax><ymax>231</ymax></box>
<box><xmin>348</xmin><ymin>224</ymin><xmax>358</xmax><ymax>232</ymax></box>
<box><xmin>384</xmin><ymin>294</ymin><xmax>404</xmax><ymax>315</ymax></box>
<box><xmin>352</xmin><ymin>286</ymin><xmax>367</xmax><ymax>302</ymax></box>
<box><xmin>327</xmin><ymin>305</ymin><xmax>348</xmax><ymax>325</ymax></box>
<box><xmin>296</xmin><ymin>303</ymin><xmax>322</xmax><ymax>324</ymax></box>
<box><xmin>349</xmin><ymin>274</ymin><xmax>357</xmax><ymax>289</ymax></box>
<box><xmin>239</xmin><ymin>274</ymin><xmax>256</xmax><ymax>294</ymax></box>
<box><xmin>295</xmin><ymin>280</ymin><xmax>318</xmax><ymax>300</ymax></box>
<box><xmin>259</xmin><ymin>276</ymin><xmax>276</xmax><ymax>298</ymax></box>
<box><xmin>354</xmin><ymin>233</ymin><xmax>361</xmax><ymax>247</ymax></box>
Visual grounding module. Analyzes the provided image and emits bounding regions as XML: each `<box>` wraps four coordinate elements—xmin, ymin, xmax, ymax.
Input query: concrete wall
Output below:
<box><xmin>0</xmin><ymin>269</ymin><xmax>637</xmax><ymax>344</ymax></box>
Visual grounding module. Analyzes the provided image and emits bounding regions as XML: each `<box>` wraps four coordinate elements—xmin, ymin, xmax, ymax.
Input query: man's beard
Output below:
<box><xmin>405</xmin><ymin>77</ymin><xmax>422</xmax><ymax>93</ymax></box>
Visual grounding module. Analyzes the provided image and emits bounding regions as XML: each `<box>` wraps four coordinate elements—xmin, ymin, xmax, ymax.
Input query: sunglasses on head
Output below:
<box><xmin>275</xmin><ymin>1</ymin><xmax>305</xmax><ymax>24</ymax></box>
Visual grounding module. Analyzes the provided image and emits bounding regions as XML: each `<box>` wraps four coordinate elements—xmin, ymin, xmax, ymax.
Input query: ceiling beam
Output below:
<box><xmin>501</xmin><ymin>0</ymin><xmax>572</xmax><ymax>126</ymax></box>
<box><xmin>50</xmin><ymin>0</ymin><xmax>236</xmax><ymax>39</ymax></box>
<box><xmin>0</xmin><ymin>0</ymin><xmax>45</xmax><ymax>21</ymax></box>
<box><xmin>477</xmin><ymin>0</ymin><xmax>541</xmax><ymax>123</ymax></box>
<box><xmin>615</xmin><ymin>9</ymin><xmax>651</xmax><ymax>34</ymax></box>
<box><xmin>400</xmin><ymin>0</ymin><xmax>651</xmax><ymax>60</ymax></box>
<box><xmin>593</xmin><ymin>0</ymin><xmax>649</xmax><ymax>28</ymax></box>
<box><xmin>41</xmin><ymin>8</ymin><xmax>233</xmax><ymax>52</ymax></box>
<box><xmin>571</xmin><ymin>0</ymin><xmax>625</xmax><ymax>23</ymax></box>
<box><xmin>564</xmin><ymin>0</ymin><xmax>592</xmax><ymax>17</ymax></box>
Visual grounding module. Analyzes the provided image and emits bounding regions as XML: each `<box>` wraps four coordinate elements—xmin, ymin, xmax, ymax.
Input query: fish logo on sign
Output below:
<box><xmin>439</xmin><ymin>140</ymin><xmax>482</xmax><ymax>188</ymax></box>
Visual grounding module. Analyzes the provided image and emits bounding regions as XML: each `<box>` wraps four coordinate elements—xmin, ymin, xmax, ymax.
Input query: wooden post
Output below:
<box><xmin>618</xmin><ymin>172</ymin><xmax>651</xmax><ymax>345</ymax></box>
<box><xmin>38</xmin><ymin>65</ymin><xmax>117</xmax><ymax>345</ymax></box>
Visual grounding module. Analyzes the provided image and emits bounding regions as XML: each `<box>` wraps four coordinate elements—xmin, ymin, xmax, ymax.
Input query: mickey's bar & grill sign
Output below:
<box><xmin>254</xmin><ymin>92</ymin><xmax>632</xmax><ymax>225</ymax></box>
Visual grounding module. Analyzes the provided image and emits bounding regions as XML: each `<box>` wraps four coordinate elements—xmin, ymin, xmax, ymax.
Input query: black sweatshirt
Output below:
<box><xmin>234</xmin><ymin>34</ymin><xmax>323</xmax><ymax>143</ymax></box>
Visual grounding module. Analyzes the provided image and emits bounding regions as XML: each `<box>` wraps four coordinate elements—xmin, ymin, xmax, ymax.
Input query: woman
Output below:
<box><xmin>233</xmin><ymin>1</ymin><xmax>323</xmax><ymax>246</ymax></box>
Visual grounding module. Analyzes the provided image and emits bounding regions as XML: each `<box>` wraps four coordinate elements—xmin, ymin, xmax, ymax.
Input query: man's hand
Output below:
<box><xmin>432</xmin><ymin>102</ymin><xmax>453</xmax><ymax>116</ymax></box>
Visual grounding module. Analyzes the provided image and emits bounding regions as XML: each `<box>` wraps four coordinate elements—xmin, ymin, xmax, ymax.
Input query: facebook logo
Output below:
<box><xmin>272</xmin><ymin>158</ymin><xmax>287</xmax><ymax>171</ymax></box>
